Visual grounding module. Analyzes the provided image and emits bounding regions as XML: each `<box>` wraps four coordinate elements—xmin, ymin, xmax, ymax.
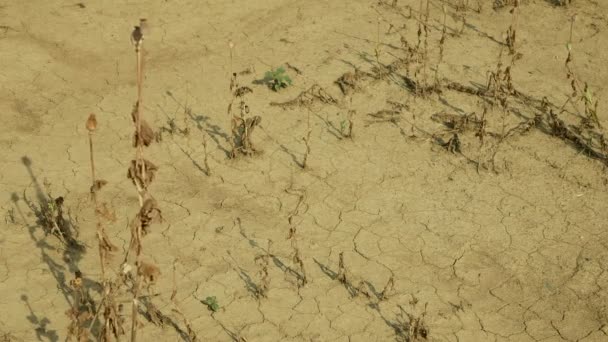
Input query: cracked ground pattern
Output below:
<box><xmin>1</xmin><ymin>0</ymin><xmax>608</xmax><ymax>341</ymax></box>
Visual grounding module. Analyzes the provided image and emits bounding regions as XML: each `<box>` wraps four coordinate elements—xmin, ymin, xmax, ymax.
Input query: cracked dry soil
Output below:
<box><xmin>1</xmin><ymin>0</ymin><xmax>608</xmax><ymax>341</ymax></box>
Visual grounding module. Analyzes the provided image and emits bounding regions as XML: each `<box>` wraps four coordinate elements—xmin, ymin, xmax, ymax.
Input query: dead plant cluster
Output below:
<box><xmin>62</xmin><ymin>19</ymin><xmax>198</xmax><ymax>342</ymax></box>
<box><xmin>228</xmin><ymin>72</ymin><xmax>262</xmax><ymax>158</ymax></box>
<box><xmin>363</xmin><ymin>2</ymin><xmax>606</xmax><ymax>173</ymax></box>
<box><xmin>18</xmin><ymin>2</ymin><xmax>606</xmax><ymax>341</ymax></box>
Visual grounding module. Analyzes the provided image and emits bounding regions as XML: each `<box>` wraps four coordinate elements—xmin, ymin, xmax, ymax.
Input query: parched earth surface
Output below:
<box><xmin>1</xmin><ymin>0</ymin><xmax>608</xmax><ymax>341</ymax></box>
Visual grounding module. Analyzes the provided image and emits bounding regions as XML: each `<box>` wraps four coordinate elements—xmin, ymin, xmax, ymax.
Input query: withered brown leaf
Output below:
<box><xmin>130</xmin><ymin>101</ymin><xmax>139</xmax><ymax>123</ymax></box>
<box><xmin>97</xmin><ymin>223</ymin><xmax>118</xmax><ymax>252</ymax></box>
<box><xmin>234</xmin><ymin>86</ymin><xmax>253</xmax><ymax>98</ymax></box>
<box><xmin>130</xmin><ymin>197</ymin><xmax>162</xmax><ymax>237</ymax></box>
<box><xmin>130</xmin><ymin>101</ymin><xmax>155</xmax><ymax>147</ymax></box>
<box><xmin>138</xmin><ymin>198</ymin><xmax>162</xmax><ymax>234</ymax></box>
<box><xmin>90</xmin><ymin>179</ymin><xmax>108</xmax><ymax>194</ymax></box>
<box><xmin>133</xmin><ymin>119</ymin><xmax>155</xmax><ymax>147</ymax></box>
<box><xmin>127</xmin><ymin>159</ymin><xmax>158</xmax><ymax>188</ymax></box>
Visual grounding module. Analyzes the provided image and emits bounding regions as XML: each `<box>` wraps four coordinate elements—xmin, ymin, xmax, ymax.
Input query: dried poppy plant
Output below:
<box><xmin>124</xmin><ymin>19</ymin><xmax>163</xmax><ymax>342</ymax></box>
<box><xmin>85</xmin><ymin>113</ymin><xmax>122</xmax><ymax>341</ymax></box>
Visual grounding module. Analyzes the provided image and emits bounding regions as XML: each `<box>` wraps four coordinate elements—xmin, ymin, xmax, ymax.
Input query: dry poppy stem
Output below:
<box><xmin>135</xmin><ymin>29</ymin><xmax>146</xmax><ymax>207</ymax></box>
<box><xmin>87</xmin><ymin>118</ymin><xmax>97</xmax><ymax>195</ymax></box>
<box><xmin>130</xmin><ymin>19</ymin><xmax>147</xmax><ymax>342</ymax></box>
<box><xmin>86</xmin><ymin>113</ymin><xmax>107</xmax><ymax>280</ymax></box>
<box><xmin>86</xmin><ymin>114</ymin><xmax>106</xmax><ymax>338</ymax></box>
<box><xmin>229</xmin><ymin>40</ymin><xmax>234</xmax><ymax>76</ymax></box>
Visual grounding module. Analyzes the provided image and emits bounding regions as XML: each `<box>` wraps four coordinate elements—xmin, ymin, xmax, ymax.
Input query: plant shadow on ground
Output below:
<box><xmin>236</xmin><ymin>219</ymin><xmax>307</xmax><ymax>288</ymax></box>
<box><xmin>278</xmin><ymin>143</ymin><xmax>304</xmax><ymax>169</ymax></box>
<box><xmin>314</xmin><ymin>258</ymin><xmax>429</xmax><ymax>341</ymax></box>
<box><xmin>136</xmin><ymin>296</ymin><xmax>194</xmax><ymax>342</ymax></box>
<box><xmin>20</xmin><ymin>295</ymin><xmax>59</xmax><ymax>342</ymax></box>
<box><xmin>369</xmin><ymin>302</ymin><xmax>430</xmax><ymax>342</ymax></box>
<box><xmin>165</xmin><ymin>90</ymin><xmax>233</xmax><ymax>158</ymax></box>
<box><xmin>236</xmin><ymin>267</ymin><xmax>266</xmax><ymax>298</ymax></box>
<box><xmin>343</xmin><ymin>42</ymin><xmax>608</xmax><ymax>168</ymax></box>
<box><xmin>11</xmin><ymin>157</ymin><xmax>101</xmax><ymax>340</ymax></box>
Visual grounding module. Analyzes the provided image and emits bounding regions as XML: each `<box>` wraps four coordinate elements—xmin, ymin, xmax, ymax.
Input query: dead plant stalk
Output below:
<box><xmin>129</xmin><ymin>19</ymin><xmax>156</xmax><ymax>342</ymax></box>
<box><xmin>86</xmin><ymin>114</ymin><xmax>107</xmax><ymax>280</ymax></box>
<box><xmin>302</xmin><ymin>110</ymin><xmax>312</xmax><ymax>169</ymax></box>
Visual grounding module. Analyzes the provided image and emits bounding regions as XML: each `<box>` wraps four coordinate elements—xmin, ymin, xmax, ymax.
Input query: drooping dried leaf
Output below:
<box><xmin>128</xmin><ymin>217</ymin><xmax>142</xmax><ymax>254</ymax></box>
<box><xmin>335</xmin><ymin>70</ymin><xmax>365</xmax><ymax>95</ymax></box>
<box><xmin>90</xmin><ymin>179</ymin><xmax>108</xmax><ymax>194</ymax></box>
<box><xmin>97</xmin><ymin>223</ymin><xmax>118</xmax><ymax>252</ymax></box>
<box><xmin>130</xmin><ymin>102</ymin><xmax>139</xmax><ymax>123</ymax></box>
<box><xmin>133</xmin><ymin>119</ymin><xmax>155</xmax><ymax>147</ymax></box>
<box><xmin>138</xmin><ymin>198</ymin><xmax>163</xmax><ymax>234</ymax></box>
<box><xmin>130</xmin><ymin>102</ymin><xmax>155</xmax><ymax>147</ymax></box>
<box><xmin>101</xmin><ymin>297</ymin><xmax>125</xmax><ymax>341</ymax></box>
<box><xmin>129</xmin><ymin>197</ymin><xmax>162</xmax><ymax>239</ymax></box>
<box><xmin>127</xmin><ymin>159</ymin><xmax>158</xmax><ymax>188</ymax></box>
<box><xmin>234</xmin><ymin>86</ymin><xmax>253</xmax><ymax>98</ymax></box>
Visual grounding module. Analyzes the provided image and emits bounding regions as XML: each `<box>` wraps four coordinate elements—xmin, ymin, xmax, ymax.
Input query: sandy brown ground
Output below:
<box><xmin>1</xmin><ymin>0</ymin><xmax>608</xmax><ymax>341</ymax></box>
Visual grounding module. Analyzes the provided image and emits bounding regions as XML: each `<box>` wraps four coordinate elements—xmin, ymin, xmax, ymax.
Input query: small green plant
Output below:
<box><xmin>263</xmin><ymin>66</ymin><xmax>292</xmax><ymax>91</ymax></box>
<box><xmin>202</xmin><ymin>296</ymin><xmax>219</xmax><ymax>312</ymax></box>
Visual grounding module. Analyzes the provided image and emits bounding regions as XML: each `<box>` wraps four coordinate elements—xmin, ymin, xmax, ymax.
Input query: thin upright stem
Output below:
<box><xmin>135</xmin><ymin>42</ymin><xmax>145</xmax><ymax>207</ymax></box>
<box><xmin>131</xmin><ymin>31</ymin><xmax>145</xmax><ymax>342</ymax></box>
<box><xmin>569</xmin><ymin>15</ymin><xmax>576</xmax><ymax>45</ymax></box>
<box><xmin>89</xmin><ymin>133</ymin><xmax>96</xmax><ymax>194</ymax></box>
<box><xmin>88</xmin><ymin>132</ymin><xmax>106</xmax><ymax>280</ymax></box>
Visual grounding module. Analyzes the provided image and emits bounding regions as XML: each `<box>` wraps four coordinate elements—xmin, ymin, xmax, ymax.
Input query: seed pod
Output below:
<box><xmin>86</xmin><ymin>113</ymin><xmax>97</xmax><ymax>132</ymax></box>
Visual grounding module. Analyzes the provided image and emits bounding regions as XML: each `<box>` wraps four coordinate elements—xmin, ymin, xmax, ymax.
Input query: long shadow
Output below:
<box><xmin>236</xmin><ymin>267</ymin><xmax>265</xmax><ymax>299</ymax></box>
<box><xmin>164</xmin><ymin>90</ymin><xmax>232</xmax><ymax>158</ymax></box>
<box><xmin>237</xmin><ymin>219</ymin><xmax>307</xmax><ymax>286</ymax></box>
<box><xmin>176</xmin><ymin>143</ymin><xmax>210</xmax><ymax>176</ymax></box>
<box><xmin>19</xmin><ymin>157</ymin><xmax>84</xmax><ymax>253</ymax></box>
<box><xmin>155</xmin><ymin>104</ymin><xmax>212</xmax><ymax>176</ymax></box>
<box><xmin>278</xmin><ymin>144</ymin><xmax>303</xmax><ymax>169</ymax></box>
<box><xmin>462</xmin><ymin>22</ymin><xmax>505</xmax><ymax>45</ymax></box>
<box><xmin>313</xmin><ymin>259</ymin><xmax>427</xmax><ymax>341</ymax></box>
<box><xmin>444</xmin><ymin>82</ymin><xmax>608</xmax><ymax>165</ymax></box>
<box><xmin>312</xmin><ymin>258</ymin><xmax>359</xmax><ymax>298</ymax></box>
<box><xmin>189</xmin><ymin>112</ymin><xmax>232</xmax><ymax>159</ymax></box>
<box><xmin>313</xmin><ymin>112</ymin><xmax>344</xmax><ymax>140</ymax></box>
<box><xmin>138</xmin><ymin>297</ymin><xmax>193</xmax><ymax>341</ymax></box>
<box><xmin>13</xmin><ymin>157</ymin><xmax>99</xmax><ymax>338</ymax></box>
<box><xmin>438</xmin><ymin>96</ymin><xmax>467</xmax><ymax>115</ymax></box>
<box><xmin>21</xmin><ymin>295</ymin><xmax>59</xmax><ymax>342</ymax></box>
<box><xmin>367</xmin><ymin>302</ymin><xmax>428</xmax><ymax>342</ymax></box>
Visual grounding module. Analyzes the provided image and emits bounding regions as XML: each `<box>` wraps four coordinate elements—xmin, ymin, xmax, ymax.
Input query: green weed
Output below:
<box><xmin>263</xmin><ymin>66</ymin><xmax>292</xmax><ymax>91</ymax></box>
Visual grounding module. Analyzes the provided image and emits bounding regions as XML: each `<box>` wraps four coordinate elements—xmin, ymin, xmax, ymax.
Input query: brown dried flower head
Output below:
<box><xmin>86</xmin><ymin>113</ymin><xmax>97</xmax><ymax>132</ymax></box>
